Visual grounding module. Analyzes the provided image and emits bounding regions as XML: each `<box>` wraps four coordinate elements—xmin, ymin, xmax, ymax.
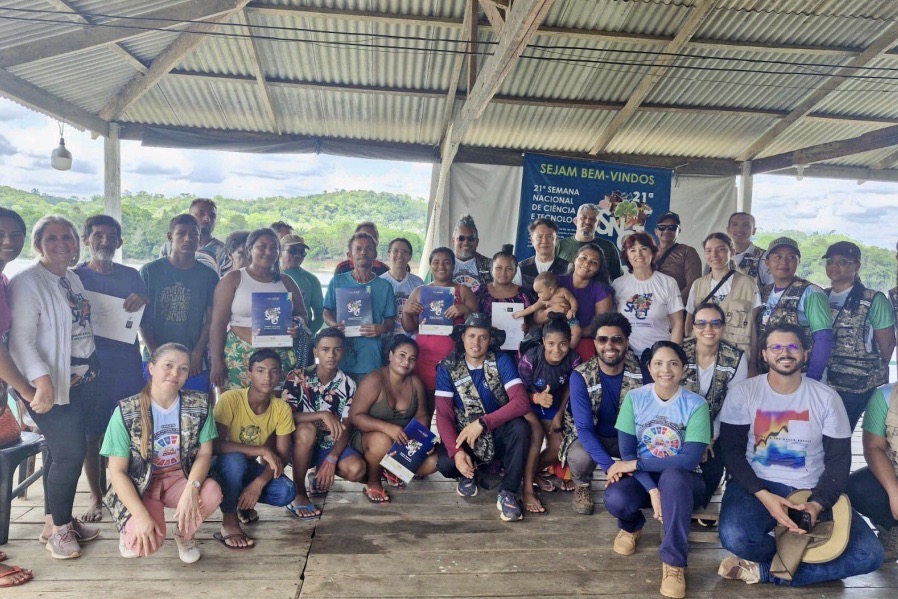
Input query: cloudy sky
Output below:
<box><xmin>1</xmin><ymin>96</ymin><xmax>895</xmax><ymax>249</ymax></box>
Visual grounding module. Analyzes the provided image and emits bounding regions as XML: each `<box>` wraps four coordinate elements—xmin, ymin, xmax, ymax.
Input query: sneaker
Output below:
<box><xmin>456</xmin><ymin>476</ymin><xmax>478</xmax><ymax>498</ymax></box>
<box><xmin>717</xmin><ymin>556</ymin><xmax>761</xmax><ymax>584</ymax></box>
<box><xmin>572</xmin><ymin>484</ymin><xmax>594</xmax><ymax>515</ymax></box>
<box><xmin>118</xmin><ymin>534</ymin><xmax>139</xmax><ymax>559</ymax></box>
<box><xmin>877</xmin><ymin>525</ymin><xmax>898</xmax><ymax>560</ymax></box>
<box><xmin>660</xmin><ymin>563</ymin><xmax>686</xmax><ymax>599</ymax></box>
<box><xmin>173</xmin><ymin>530</ymin><xmax>201</xmax><ymax>564</ymax></box>
<box><xmin>46</xmin><ymin>523</ymin><xmax>81</xmax><ymax>559</ymax></box>
<box><xmin>613</xmin><ymin>528</ymin><xmax>642</xmax><ymax>555</ymax></box>
<box><xmin>496</xmin><ymin>490</ymin><xmax>522</xmax><ymax>522</ymax></box>
<box><xmin>71</xmin><ymin>518</ymin><xmax>100</xmax><ymax>542</ymax></box>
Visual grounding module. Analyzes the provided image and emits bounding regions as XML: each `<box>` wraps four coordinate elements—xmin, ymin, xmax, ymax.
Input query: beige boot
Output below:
<box><xmin>612</xmin><ymin>528</ymin><xmax>642</xmax><ymax>555</ymax></box>
<box><xmin>660</xmin><ymin>563</ymin><xmax>686</xmax><ymax>599</ymax></box>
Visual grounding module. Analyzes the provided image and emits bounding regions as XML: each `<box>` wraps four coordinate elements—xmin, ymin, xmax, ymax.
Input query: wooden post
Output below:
<box><xmin>104</xmin><ymin>122</ymin><xmax>122</xmax><ymax>261</ymax></box>
<box><xmin>738</xmin><ymin>160</ymin><xmax>753</xmax><ymax>214</ymax></box>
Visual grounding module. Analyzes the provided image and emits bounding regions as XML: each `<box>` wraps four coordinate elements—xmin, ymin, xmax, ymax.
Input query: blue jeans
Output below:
<box><xmin>847</xmin><ymin>467</ymin><xmax>898</xmax><ymax>530</ymax></box>
<box><xmin>214</xmin><ymin>453</ymin><xmax>296</xmax><ymax>514</ymax></box>
<box><xmin>603</xmin><ymin>467</ymin><xmax>704</xmax><ymax>568</ymax></box>
<box><xmin>719</xmin><ymin>479</ymin><xmax>884</xmax><ymax>586</ymax></box>
<box><xmin>837</xmin><ymin>389</ymin><xmax>874</xmax><ymax>433</ymax></box>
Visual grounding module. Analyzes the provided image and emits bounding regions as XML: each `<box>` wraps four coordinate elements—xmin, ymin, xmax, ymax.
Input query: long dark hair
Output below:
<box><xmin>572</xmin><ymin>243</ymin><xmax>610</xmax><ymax>286</ymax></box>
<box><xmin>246</xmin><ymin>228</ymin><xmax>282</xmax><ymax>281</ymax></box>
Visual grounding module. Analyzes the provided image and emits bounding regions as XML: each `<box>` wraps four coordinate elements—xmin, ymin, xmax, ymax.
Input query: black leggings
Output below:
<box><xmin>27</xmin><ymin>380</ymin><xmax>94</xmax><ymax>526</ymax></box>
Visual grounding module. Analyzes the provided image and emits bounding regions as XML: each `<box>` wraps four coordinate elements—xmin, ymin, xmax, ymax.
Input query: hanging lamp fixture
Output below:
<box><xmin>50</xmin><ymin>121</ymin><xmax>72</xmax><ymax>171</ymax></box>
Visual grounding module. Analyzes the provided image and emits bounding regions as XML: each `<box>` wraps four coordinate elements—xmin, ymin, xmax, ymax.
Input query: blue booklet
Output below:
<box><xmin>252</xmin><ymin>292</ymin><xmax>293</xmax><ymax>348</ymax></box>
<box><xmin>380</xmin><ymin>419</ymin><xmax>438</xmax><ymax>484</ymax></box>
<box><xmin>419</xmin><ymin>286</ymin><xmax>454</xmax><ymax>335</ymax></box>
<box><xmin>335</xmin><ymin>286</ymin><xmax>372</xmax><ymax>337</ymax></box>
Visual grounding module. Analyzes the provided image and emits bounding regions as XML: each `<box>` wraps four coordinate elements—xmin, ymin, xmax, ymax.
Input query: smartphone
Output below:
<box><xmin>787</xmin><ymin>507</ymin><xmax>812</xmax><ymax>532</ymax></box>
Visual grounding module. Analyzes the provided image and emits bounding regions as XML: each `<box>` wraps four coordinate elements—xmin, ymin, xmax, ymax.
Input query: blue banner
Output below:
<box><xmin>515</xmin><ymin>153</ymin><xmax>672</xmax><ymax>260</ymax></box>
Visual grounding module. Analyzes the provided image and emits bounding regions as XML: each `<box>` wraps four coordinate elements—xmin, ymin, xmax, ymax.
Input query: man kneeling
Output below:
<box><xmin>434</xmin><ymin>313</ymin><xmax>531</xmax><ymax>522</ymax></box>
<box><xmin>213</xmin><ymin>349</ymin><xmax>297</xmax><ymax>549</ymax></box>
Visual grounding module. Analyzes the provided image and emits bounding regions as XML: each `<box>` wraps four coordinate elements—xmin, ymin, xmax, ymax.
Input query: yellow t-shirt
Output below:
<box><xmin>214</xmin><ymin>388</ymin><xmax>295</xmax><ymax>447</ymax></box>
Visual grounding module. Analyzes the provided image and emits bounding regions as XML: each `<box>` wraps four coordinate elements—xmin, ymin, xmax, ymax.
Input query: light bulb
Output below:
<box><xmin>51</xmin><ymin>137</ymin><xmax>72</xmax><ymax>171</ymax></box>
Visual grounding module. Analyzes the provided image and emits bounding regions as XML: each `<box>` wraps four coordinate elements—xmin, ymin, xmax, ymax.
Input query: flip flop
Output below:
<box><xmin>535</xmin><ymin>475</ymin><xmax>556</xmax><ymax>493</ymax></box>
<box><xmin>306</xmin><ymin>471</ymin><xmax>325</xmax><ymax>496</ymax></box>
<box><xmin>237</xmin><ymin>509</ymin><xmax>259</xmax><ymax>525</ymax></box>
<box><xmin>522</xmin><ymin>496</ymin><xmax>548</xmax><ymax>515</ymax></box>
<box><xmin>0</xmin><ymin>566</ymin><xmax>32</xmax><ymax>587</ymax></box>
<box><xmin>362</xmin><ymin>486</ymin><xmax>390</xmax><ymax>504</ymax></box>
<box><xmin>383</xmin><ymin>471</ymin><xmax>406</xmax><ymax>488</ymax></box>
<box><xmin>286</xmin><ymin>503</ymin><xmax>321</xmax><ymax>520</ymax></box>
<box><xmin>213</xmin><ymin>532</ymin><xmax>255</xmax><ymax>550</ymax></box>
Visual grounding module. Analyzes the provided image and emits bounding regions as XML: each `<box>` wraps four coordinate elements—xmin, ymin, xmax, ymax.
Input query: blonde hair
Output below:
<box><xmin>32</xmin><ymin>215</ymin><xmax>80</xmax><ymax>266</ymax></box>
<box><xmin>139</xmin><ymin>343</ymin><xmax>190</xmax><ymax>459</ymax></box>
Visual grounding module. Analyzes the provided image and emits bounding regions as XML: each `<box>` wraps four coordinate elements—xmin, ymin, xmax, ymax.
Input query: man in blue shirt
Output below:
<box><xmin>563</xmin><ymin>312</ymin><xmax>644</xmax><ymax>515</ymax></box>
<box><xmin>434</xmin><ymin>313</ymin><xmax>531</xmax><ymax>522</ymax></box>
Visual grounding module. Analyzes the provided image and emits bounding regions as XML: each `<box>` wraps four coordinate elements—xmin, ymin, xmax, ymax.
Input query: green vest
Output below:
<box><xmin>443</xmin><ymin>351</ymin><xmax>509</xmax><ymax>462</ymax></box>
<box><xmin>681</xmin><ymin>337</ymin><xmax>743</xmax><ymax>423</ymax></box>
<box><xmin>558</xmin><ymin>350</ymin><xmax>643</xmax><ymax>465</ymax></box>
<box><xmin>885</xmin><ymin>385</ymin><xmax>898</xmax><ymax>477</ymax></box>
<box><xmin>826</xmin><ymin>286</ymin><xmax>887</xmax><ymax>393</ymax></box>
<box><xmin>690</xmin><ymin>271</ymin><xmax>757</xmax><ymax>352</ymax></box>
<box><xmin>757</xmin><ymin>278</ymin><xmax>813</xmax><ymax>374</ymax></box>
<box><xmin>103</xmin><ymin>391</ymin><xmax>211</xmax><ymax>532</ymax></box>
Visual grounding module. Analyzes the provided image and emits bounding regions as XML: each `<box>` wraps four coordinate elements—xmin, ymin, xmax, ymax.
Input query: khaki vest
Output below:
<box><xmin>826</xmin><ymin>286</ymin><xmax>887</xmax><ymax>393</ymax></box>
<box><xmin>691</xmin><ymin>271</ymin><xmax>757</xmax><ymax>352</ymax></box>
<box><xmin>443</xmin><ymin>351</ymin><xmax>509</xmax><ymax>462</ymax></box>
<box><xmin>757</xmin><ymin>278</ymin><xmax>813</xmax><ymax>374</ymax></box>
<box><xmin>103</xmin><ymin>391</ymin><xmax>211</xmax><ymax>532</ymax></box>
<box><xmin>885</xmin><ymin>385</ymin><xmax>898</xmax><ymax>477</ymax></box>
<box><xmin>681</xmin><ymin>337</ymin><xmax>744</xmax><ymax>423</ymax></box>
<box><xmin>558</xmin><ymin>351</ymin><xmax>643</xmax><ymax>465</ymax></box>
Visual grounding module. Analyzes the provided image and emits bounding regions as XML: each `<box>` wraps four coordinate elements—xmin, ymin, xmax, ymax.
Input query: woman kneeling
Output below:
<box><xmin>349</xmin><ymin>336</ymin><xmax>438</xmax><ymax>503</ymax></box>
<box><xmin>102</xmin><ymin>343</ymin><xmax>222</xmax><ymax>563</ymax></box>
<box><xmin>604</xmin><ymin>341</ymin><xmax>710</xmax><ymax>599</ymax></box>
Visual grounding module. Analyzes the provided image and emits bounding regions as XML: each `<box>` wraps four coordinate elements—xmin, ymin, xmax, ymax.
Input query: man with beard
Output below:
<box><xmin>426</xmin><ymin>215</ymin><xmax>493</xmax><ymax>293</ymax></box>
<box><xmin>560</xmin><ymin>312</ymin><xmax>645</xmax><ymax>515</ymax></box>
<box><xmin>159</xmin><ymin>198</ymin><xmax>227</xmax><ymax>276</ymax></box>
<box><xmin>75</xmin><ymin>215</ymin><xmax>150</xmax><ymax>522</ymax></box>
<box><xmin>555</xmin><ymin>203</ymin><xmax>623</xmax><ymax>281</ymax></box>
<box><xmin>717</xmin><ymin>323</ymin><xmax>883</xmax><ymax>586</ymax></box>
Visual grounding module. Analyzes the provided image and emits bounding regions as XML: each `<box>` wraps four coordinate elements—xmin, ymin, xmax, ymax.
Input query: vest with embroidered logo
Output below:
<box><xmin>690</xmin><ymin>271</ymin><xmax>757</xmax><ymax>352</ymax></box>
<box><xmin>737</xmin><ymin>246</ymin><xmax>765</xmax><ymax>280</ymax></box>
<box><xmin>443</xmin><ymin>351</ymin><xmax>509</xmax><ymax>462</ymax></box>
<box><xmin>103</xmin><ymin>390</ymin><xmax>211</xmax><ymax>532</ymax></box>
<box><xmin>681</xmin><ymin>337</ymin><xmax>743</xmax><ymax>423</ymax></box>
<box><xmin>757</xmin><ymin>278</ymin><xmax>813</xmax><ymax>374</ymax></box>
<box><xmin>826</xmin><ymin>286</ymin><xmax>887</xmax><ymax>393</ymax></box>
<box><xmin>885</xmin><ymin>385</ymin><xmax>898</xmax><ymax>477</ymax></box>
<box><xmin>558</xmin><ymin>350</ymin><xmax>643</xmax><ymax>465</ymax></box>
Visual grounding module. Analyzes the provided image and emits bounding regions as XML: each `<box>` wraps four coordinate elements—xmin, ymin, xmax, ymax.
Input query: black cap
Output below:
<box><xmin>822</xmin><ymin>241</ymin><xmax>861</xmax><ymax>261</ymax></box>
<box><xmin>656</xmin><ymin>211</ymin><xmax>681</xmax><ymax>226</ymax></box>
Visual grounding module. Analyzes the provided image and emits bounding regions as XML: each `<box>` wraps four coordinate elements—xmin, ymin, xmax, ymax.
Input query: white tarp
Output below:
<box><xmin>428</xmin><ymin>162</ymin><xmax>736</xmax><ymax>257</ymax></box>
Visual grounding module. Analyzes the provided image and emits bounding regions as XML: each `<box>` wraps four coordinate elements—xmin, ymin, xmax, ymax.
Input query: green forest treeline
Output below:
<box><xmin>2</xmin><ymin>186</ymin><xmax>896</xmax><ymax>292</ymax></box>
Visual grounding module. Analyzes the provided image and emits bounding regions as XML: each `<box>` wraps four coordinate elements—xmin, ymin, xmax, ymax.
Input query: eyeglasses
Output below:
<box><xmin>655</xmin><ymin>225</ymin><xmax>679</xmax><ymax>232</ymax></box>
<box><xmin>824</xmin><ymin>258</ymin><xmax>856</xmax><ymax>267</ymax></box>
<box><xmin>595</xmin><ymin>335</ymin><xmax>625</xmax><ymax>344</ymax></box>
<box><xmin>693</xmin><ymin>319</ymin><xmax>724</xmax><ymax>330</ymax></box>
<box><xmin>766</xmin><ymin>343</ymin><xmax>802</xmax><ymax>354</ymax></box>
<box><xmin>456</xmin><ymin>235</ymin><xmax>477</xmax><ymax>242</ymax></box>
<box><xmin>287</xmin><ymin>247</ymin><xmax>306</xmax><ymax>256</ymax></box>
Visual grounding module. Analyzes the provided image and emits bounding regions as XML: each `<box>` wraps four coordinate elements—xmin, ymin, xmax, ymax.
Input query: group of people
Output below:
<box><xmin>0</xmin><ymin>199</ymin><xmax>896</xmax><ymax>599</ymax></box>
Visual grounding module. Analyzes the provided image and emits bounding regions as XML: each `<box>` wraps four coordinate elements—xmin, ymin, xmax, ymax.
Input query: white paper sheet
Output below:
<box><xmin>491</xmin><ymin>302</ymin><xmax>525</xmax><ymax>351</ymax></box>
<box><xmin>83</xmin><ymin>290</ymin><xmax>144</xmax><ymax>345</ymax></box>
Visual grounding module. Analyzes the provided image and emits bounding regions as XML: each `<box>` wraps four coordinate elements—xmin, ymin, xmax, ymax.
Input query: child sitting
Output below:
<box><xmin>513</xmin><ymin>271</ymin><xmax>579</xmax><ymax>321</ymax></box>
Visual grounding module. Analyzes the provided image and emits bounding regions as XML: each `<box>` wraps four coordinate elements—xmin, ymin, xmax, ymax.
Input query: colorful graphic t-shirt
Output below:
<box><xmin>453</xmin><ymin>257</ymin><xmax>484</xmax><ymax>293</ymax></box>
<box><xmin>59</xmin><ymin>272</ymin><xmax>97</xmax><ymax>386</ymax></box>
<box><xmin>615</xmin><ymin>384</ymin><xmax>710</xmax><ymax>460</ymax></box>
<box><xmin>214</xmin><ymin>388</ymin><xmax>295</xmax><ymax>447</ymax></box>
<box><xmin>282</xmin><ymin>366</ymin><xmax>357</xmax><ymax>450</ymax></box>
<box><xmin>719</xmin><ymin>375</ymin><xmax>851</xmax><ymax>488</ymax></box>
<box><xmin>380</xmin><ymin>272</ymin><xmax>424</xmax><ymax>334</ymax></box>
<box><xmin>612</xmin><ymin>271</ymin><xmax>684</xmax><ymax>355</ymax></box>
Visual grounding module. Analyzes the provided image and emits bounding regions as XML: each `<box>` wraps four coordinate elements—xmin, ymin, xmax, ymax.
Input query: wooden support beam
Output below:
<box><xmin>104</xmin><ymin>122</ymin><xmax>122</xmax><ymax>229</ymax></box>
<box><xmin>874</xmin><ymin>147</ymin><xmax>898</xmax><ymax>170</ymax></box>
<box><xmin>466</xmin><ymin>0</ymin><xmax>479</xmax><ymax>93</ymax></box>
<box><xmin>738</xmin><ymin>20</ymin><xmax>898</xmax><ymax>161</ymax></box>
<box><xmin>439</xmin><ymin>2</ymin><xmax>474</xmax><ymax>140</ymax></box>
<box><xmin>234</xmin><ymin>11</ymin><xmax>282</xmax><ymax>134</ymax></box>
<box><xmin>751</xmin><ymin>124</ymin><xmax>898</xmax><ymax>174</ymax></box>
<box><xmin>588</xmin><ymin>0</ymin><xmax>716</xmax><ymax>155</ymax></box>
<box><xmin>98</xmin><ymin>1</ymin><xmax>252</xmax><ymax>122</ymax></box>
<box><xmin>0</xmin><ymin>0</ymin><xmax>249</xmax><ymax>69</ymax></box>
<box><xmin>478</xmin><ymin>0</ymin><xmax>505</xmax><ymax>34</ymax></box>
<box><xmin>0</xmin><ymin>68</ymin><xmax>107</xmax><ymax>135</ymax></box>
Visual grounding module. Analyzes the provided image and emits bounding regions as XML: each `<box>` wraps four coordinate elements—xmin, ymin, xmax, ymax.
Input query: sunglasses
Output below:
<box><xmin>287</xmin><ymin>247</ymin><xmax>306</xmax><ymax>256</ymax></box>
<box><xmin>595</xmin><ymin>335</ymin><xmax>625</xmax><ymax>344</ymax></box>
<box><xmin>766</xmin><ymin>343</ymin><xmax>802</xmax><ymax>354</ymax></box>
<box><xmin>655</xmin><ymin>224</ymin><xmax>679</xmax><ymax>232</ymax></box>
<box><xmin>456</xmin><ymin>235</ymin><xmax>477</xmax><ymax>242</ymax></box>
<box><xmin>824</xmin><ymin>258</ymin><xmax>856</xmax><ymax>267</ymax></box>
<box><xmin>693</xmin><ymin>319</ymin><xmax>723</xmax><ymax>330</ymax></box>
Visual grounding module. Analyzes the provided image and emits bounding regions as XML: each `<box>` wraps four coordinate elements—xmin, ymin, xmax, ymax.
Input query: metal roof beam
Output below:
<box><xmin>751</xmin><ymin>124</ymin><xmax>898</xmax><ymax>174</ymax></box>
<box><xmin>246</xmin><ymin>2</ymin><xmax>883</xmax><ymax>58</ymax></box>
<box><xmin>737</xmin><ymin>20</ymin><xmax>898</xmax><ymax>161</ymax></box>
<box><xmin>0</xmin><ymin>68</ymin><xmax>108</xmax><ymax>135</ymax></box>
<box><xmin>234</xmin><ymin>11</ymin><xmax>282</xmax><ymax>134</ymax></box>
<box><xmin>588</xmin><ymin>0</ymin><xmax>717</xmax><ymax>155</ymax></box>
<box><xmin>0</xmin><ymin>0</ymin><xmax>249</xmax><ymax>69</ymax></box>
<box><xmin>97</xmin><ymin>1</ymin><xmax>252</xmax><ymax>122</ymax></box>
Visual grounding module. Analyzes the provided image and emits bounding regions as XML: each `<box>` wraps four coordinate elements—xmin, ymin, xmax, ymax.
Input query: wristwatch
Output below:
<box><xmin>190</xmin><ymin>480</ymin><xmax>201</xmax><ymax>492</ymax></box>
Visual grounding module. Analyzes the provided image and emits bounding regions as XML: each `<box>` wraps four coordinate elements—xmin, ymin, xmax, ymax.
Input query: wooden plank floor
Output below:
<box><xmin>7</xmin><ymin>424</ymin><xmax>896</xmax><ymax>598</ymax></box>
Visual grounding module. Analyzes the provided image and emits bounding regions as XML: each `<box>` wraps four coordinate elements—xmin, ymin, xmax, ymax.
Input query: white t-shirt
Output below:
<box><xmin>697</xmin><ymin>354</ymin><xmax>748</xmax><ymax>439</ymax></box>
<box><xmin>380</xmin><ymin>271</ymin><xmax>424</xmax><ymax>333</ymax></box>
<box><xmin>686</xmin><ymin>276</ymin><xmax>763</xmax><ymax>314</ymax></box>
<box><xmin>719</xmin><ymin>375</ymin><xmax>851</xmax><ymax>489</ymax></box>
<box><xmin>151</xmin><ymin>398</ymin><xmax>182</xmax><ymax>471</ymax></box>
<box><xmin>613</xmin><ymin>271</ymin><xmax>684</xmax><ymax>355</ymax></box>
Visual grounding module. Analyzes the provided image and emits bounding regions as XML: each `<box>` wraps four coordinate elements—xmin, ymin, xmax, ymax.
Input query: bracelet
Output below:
<box><xmin>325</xmin><ymin>454</ymin><xmax>338</xmax><ymax>464</ymax></box>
